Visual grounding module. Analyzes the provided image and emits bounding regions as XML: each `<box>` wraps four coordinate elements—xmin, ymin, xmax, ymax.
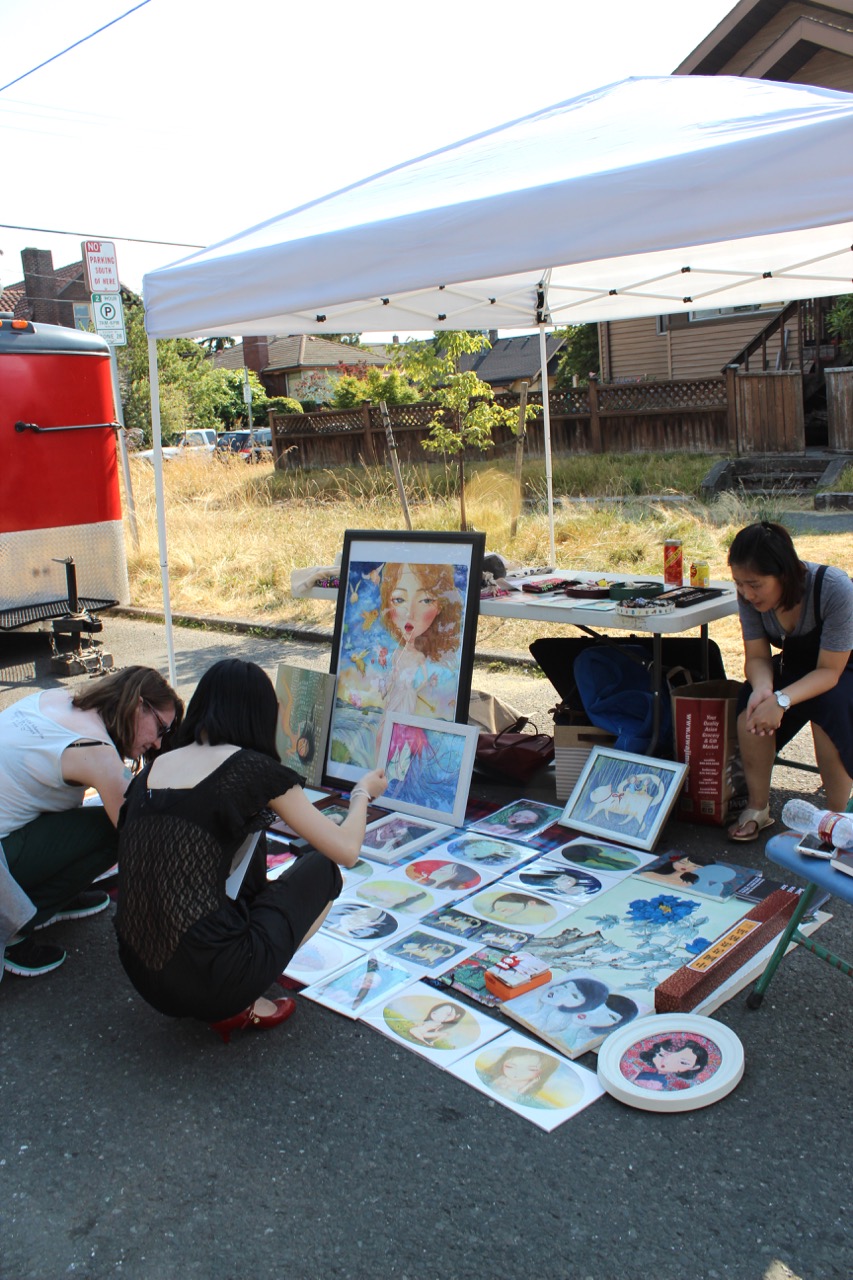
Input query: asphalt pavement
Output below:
<box><xmin>1</xmin><ymin>613</ymin><xmax>850</xmax><ymax>1280</ymax></box>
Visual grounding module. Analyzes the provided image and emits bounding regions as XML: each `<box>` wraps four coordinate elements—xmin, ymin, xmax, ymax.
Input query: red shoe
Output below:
<box><xmin>209</xmin><ymin>997</ymin><xmax>296</xmax><ymax>1044</ymax></box>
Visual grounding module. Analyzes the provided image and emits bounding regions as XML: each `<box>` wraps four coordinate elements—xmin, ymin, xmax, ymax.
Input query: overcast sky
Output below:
<box><xmin>0</xmin><ymin>0</ymin><xmax>735</xmax><ymax>334</ymax></box>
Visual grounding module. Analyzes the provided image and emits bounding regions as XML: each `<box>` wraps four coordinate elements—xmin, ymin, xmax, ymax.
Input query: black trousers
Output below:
<box><xmin>117</xmin><ymin>847</ymin><xmax>343</xmax><ymax>1023</ymax></box>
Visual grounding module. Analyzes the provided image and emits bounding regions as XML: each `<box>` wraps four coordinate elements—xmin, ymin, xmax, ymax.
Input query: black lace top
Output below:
<box><xmin>115</xmin><ymin>749</ymin><xmax>302</xmax><ymax>971</ymax></box>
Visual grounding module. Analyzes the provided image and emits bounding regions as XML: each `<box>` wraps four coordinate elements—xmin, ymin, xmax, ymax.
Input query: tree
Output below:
<box><xmin>828</xmin><ymin>295</ymin><xmax>853</xmax><ymax>363</ymax></box>
<box><xmin>553</xmin><ymin>323</ymin><xmax>601</xmax><ymax>388</ymax></box>
<box><xmin>395</xmin><ymin>332</ymin><xmax>536</xmax><ymax>530</ymax></box>
<box><xmin>197</xmin><ymin>336</ymin><xmax>237</xmax><ymax>357</ymax></box>
<box><xmin>331</xmin><ymin>366</ymin><xmax>418</xmax><ymax>408</ymax></box>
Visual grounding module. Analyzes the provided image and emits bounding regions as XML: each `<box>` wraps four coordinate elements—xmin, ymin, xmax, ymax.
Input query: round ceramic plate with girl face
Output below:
<box><xmin>596</xmin><ymin>1014</ymin><xmax>744</xmax><ymax>1112</ymax></box>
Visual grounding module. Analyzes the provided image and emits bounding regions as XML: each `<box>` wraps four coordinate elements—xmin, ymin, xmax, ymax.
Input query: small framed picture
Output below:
<box><xmin>596</xmin><ymin>1014</ymin><xmax>745</xmax><ymax>1112</ymax></box>
<box><xmin>376</xmin><ymin>713</ymin><xmax>479</xmax><ymax>827</ymax></box>
<box><xmin>558</xmin><ymin>747</ymin><xmax>688</xmax><ymax>853</ymax></box>
<box><xmin>361</xmin><ymin>813</ymin><xmax>452</xmax><ymax>865</ymax></box>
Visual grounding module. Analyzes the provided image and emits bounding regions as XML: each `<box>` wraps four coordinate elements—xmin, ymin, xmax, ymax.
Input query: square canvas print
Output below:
<box><xmin>431</xmin><ymin>833</ymin><xmax>540</xmax><ymax>876</ymax></box>
<box><xmin>302</xmin><ymin>952</ymin><xmax>415</xmax><ymax>1019</ymax></box>
<box><xmin>275</xmin><ymin>663</ymin><xmax>336</xmax><ymax>788</ymax></box>
<box><xmin>382</xmin><ymin>928</ymin><xmax>479</xmax><ymax>974</ymax></box>
<box><xmin>503</xmin><ymin>967</ymin><xmax>653</xmax><ymax>1059</ymax></box>
<box><xmin>351</xmin><ymin>873</ymin><xmax>441</xmax><ymax>918</ymax></box>
<box><xmin>324</xmin><ymin>530</ymin><xmax>484</xmax><ymax>791</ymax></box>
<box><xmin>361</xmin><ymin>980</ymin><xmax>505</xmax><ymax>1067</ymax></box>
<box><xmin>283</xmin><ymin>933</ymin><xmax>366</xmax><ymax>986</ymax></box>
<box><xmin>637</xmin><ymin>850</ymin><xmax>757</xmax><ymax>901</ymax></box>
<box><xmin>360</xmin><ymin>813</ymin><xmax>453</xmax><ymax>865</ymax></box>
<box><xmin>543</xmin><ymin>836</ymin><xmax>657</xmax><ymax>878</ymax></box>
<box><xmin>469</xmin><ymin>800</ymin><xmax>563</xmax><ymax>842</ymax></box>
<box><xmin>502</xmin><ymin>855</ymin><xmax>617</xmax><ymax>906</ymax></box>
<box><xmin>377</xmin><ymin>714</ymin><xmax>479</xmax><ymax>826</ymax></box>
<box><xmin>446</xmin><ymin>1031</ymin><xmax>605</xmax><ymax>1131</ymax></box>
<box><xmin>463</xmin><ymin>886</ymin><xmax>571</xmax><ymax>936</ymax></box>
<box><xmin>558</xmin><ymin>747</ymin><xmax>687</xmax><ymax>852</ymax></box>
<box><xmin>320</xmin><ymin>901</ymin><xmax>411</xmax><ymax>949</ymax></box>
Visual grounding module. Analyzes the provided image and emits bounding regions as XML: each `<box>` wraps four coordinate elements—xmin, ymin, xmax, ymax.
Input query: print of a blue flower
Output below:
<box><xmin>627</xmin><ymin>894</ymin><xmax>697</xmax><ymax>925</ymax></box>
<box><xmin>685</xmin><ymin>937</ymin><xmax>712</xmax><ymax>956</ymax></box>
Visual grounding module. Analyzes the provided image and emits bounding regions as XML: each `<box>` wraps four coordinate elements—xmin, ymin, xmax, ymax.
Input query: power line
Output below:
<box><xmin>0</xmin><ymin>223</ymin><xmax>204</xmax><ymax>250</ymax></box>
<box><xmin>0</xmin><ymin>2</ymin><xmax>154</xmax><ymax>94</ymax></box>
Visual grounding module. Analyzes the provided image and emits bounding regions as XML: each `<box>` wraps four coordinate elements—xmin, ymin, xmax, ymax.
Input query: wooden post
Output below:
<box><xmin>588</xmin><ymin>374</ymin><xmax>602</xmax><ymax>452</ymax></box>
<box><xmin>360</xmin><ymin>403</ymin><xmax>377</xmax><ymax>463</ymax></box>
<box><xmin>378</xmin><ymin>400</ymin><xmax>412</xmax><ymax>529</ymax></box>
<box><xmin>725</xmin><ymin>365</ymin><xmax>739</xmax><ymax>455</ymax></box>
<box><xmin>510</xmin><ymin>381</ymin><xmax>529</xmax><ymax>538</ymax></box>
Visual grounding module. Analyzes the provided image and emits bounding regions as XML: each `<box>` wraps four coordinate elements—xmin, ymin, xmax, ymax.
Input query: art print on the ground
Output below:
<box><xmin>503</xmin><ymin>967</ymin><xmax>651</xmax><ymax>1059</ymax></box>
<box><xmin>320</xmin><ymin>901</ymin><xmax>410</xmax><ymax>949</ymax></box>
<box><xmin>382</xmin><ymin>927</ymin><xmax>478</xmax><ymax>974</ymax></box>
<box><xmin>283</xmin><ymin>933</ymin><xmax>365</xmax><ymax>986</ymax></box>
<box><xmin>637</xmin><ymin>850</ymin><xmax>756</xmax><ymax>901</ymax></box>
<box><xmin>503</xmin><ymin>855</ymin><xmax>614</xmax><ymax>905</ymax></box>
<box><xmin>301</xmin><ymin>952</ymin><xmax>415</xmax><ymax>1019</ymax></box>
<box><xmin>361</xmin><ymin>980</ymin><xmax>505</xmax><ymax>1066</ymax></box>
<box><xmin>544</xmin><ymin>837</ymin><xmax>656</xmax><ymax>878</ymax></box>
<box><xmin>597</xmin><ymin>1014</ymin><xmax>745</xmax><ymax>1112</ymax></box>
<box><xmin>469</xmin><ymin>799</ymin><xmax>563</xmax><ymax>842</ymax></box>
<box><xmin>447</xmin><ymin>1031</ymin><xmax>605</xmax><ymax>1131</ymax></box>
<box><xmin>521</xmin><ymin>876</ymin><xmax>748</xmax><ymax>995</ymax></box>
<box><xmin>436</xmin><ymin>833</ymin><xmax>539</xmax><ymax>876</ymax></box>
<box><xmin>464</xmin><ymin>886</ymin><xmax>569</xmax><ymax>936</ymax></box>
<box><xmin>558</xmin><ymin>747</ymin><xmax>687</xmax><ymax>852</ymax></box>
<box><xmin>324</xmin><ymin>531</ymin><xmax>483</xmax><ymax>792</ymax></box>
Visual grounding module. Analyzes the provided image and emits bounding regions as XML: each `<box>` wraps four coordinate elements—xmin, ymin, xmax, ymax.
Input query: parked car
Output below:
<box><xmin>215</xmin><ymin>428</ymin><xmax>273</xmax><ymax>462</ymax></box>
<box><xmin>137</xmin><ymin>428</ymin><xmax>217</xmax><ymax>462</ymax></box>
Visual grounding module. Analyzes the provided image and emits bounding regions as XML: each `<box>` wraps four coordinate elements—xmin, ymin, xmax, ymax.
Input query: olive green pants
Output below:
<box><xmin>3</xmin><ymin>807</ymin><xmax>118</xmax><ymax>930</ymax></box>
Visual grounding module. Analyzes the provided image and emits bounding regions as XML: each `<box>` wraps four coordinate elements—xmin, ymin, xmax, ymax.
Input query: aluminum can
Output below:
<box><xmin>663</xmin><ymin>539</ymin><xmax>683</xmax><ymax>586</ymax></box>
<box><xmin>690</xmin><ymin>560</ymin><xmax>710</xmax><ymax>588</ymax></box>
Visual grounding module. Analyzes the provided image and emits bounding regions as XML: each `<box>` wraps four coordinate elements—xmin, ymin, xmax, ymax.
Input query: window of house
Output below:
<box><xmin>688</xmin><ymin>303</ymin><xmax>781</xmax><ymax>323</ymax></box>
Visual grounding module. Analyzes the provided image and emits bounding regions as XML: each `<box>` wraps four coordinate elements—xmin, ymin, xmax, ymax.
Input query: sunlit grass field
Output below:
<box><xmin>123</xmin><ymin>453</ymin><xmax>853</xmax><ymax>679</ymax></box>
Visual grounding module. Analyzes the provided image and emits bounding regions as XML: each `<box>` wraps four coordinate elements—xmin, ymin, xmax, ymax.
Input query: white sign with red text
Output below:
<box><xmin>82</xmin><ymin>240</ymin><xmax>120</xmax><ymax>293</ymax></box>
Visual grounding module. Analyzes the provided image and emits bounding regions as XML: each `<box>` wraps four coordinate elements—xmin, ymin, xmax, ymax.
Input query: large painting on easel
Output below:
<box><xmin>323</xmin><ymin>530</ymin><xmax>484</xmax><ymax>792</ymax></box>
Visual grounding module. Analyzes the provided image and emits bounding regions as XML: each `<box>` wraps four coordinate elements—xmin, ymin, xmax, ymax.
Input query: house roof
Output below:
<box><xmin>675</xmin><ymin>0</ymin><xmax>853</xmax><ymax>77</ymax></box>
<box><xmin>212</xmin><ymin>334</ymin><xmax>388</xmax><ymax>373</ymax></box>
<box><xmin>1</xmin><ymin>260</ymin><xmax>135</xmax><ymax>314</ymax></box>
<box><xmin>457</xmin><ymin>333</ymin><xmax>565</xmax><ymax>384</ymax></box>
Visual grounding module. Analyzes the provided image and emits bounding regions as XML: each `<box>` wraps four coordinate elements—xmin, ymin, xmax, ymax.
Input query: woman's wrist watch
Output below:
<box><xmin>774</xmin><ymin>691</ymin><xmax>791</xmax><ymax>713</ymax></box>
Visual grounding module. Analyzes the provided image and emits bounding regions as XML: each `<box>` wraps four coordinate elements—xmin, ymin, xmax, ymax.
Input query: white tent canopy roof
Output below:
<box><xmin>143</xmin><ymin>75</ymin><xmax>853</xmax><ymax>339</ymax></box>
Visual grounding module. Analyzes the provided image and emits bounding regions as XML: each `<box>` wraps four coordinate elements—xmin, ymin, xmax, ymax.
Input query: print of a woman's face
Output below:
<box><xmin>430</xmin><ymin>1004</ymin><xmax>459</xmax><ymax>1025</ymax></box>
<box><xmin>544</xmin><ymin>980</ymin><xmax>584</xmax><ymax>1007</ymax></box>
<box><xmin>388</xmin><ymin>565</ymin><xmax>440</xmax><ymax>643</ymax></box>
<box><xmin>500</xmin><ymin>1052</ymin><xmax>544</xmax><ymax>1087</ymax></box>
<box><xmin>491</xmin><ymin>897</ymin><xmax>527</xmax><ymax>920</ymax></box>
<box><xmin>509</xmin><ymin>809</ymin><xmax>538</xmax><ymax>826</ymax></box>
<box><xmin>652</xmin><ymin>1045</ymin><xmax>699</xmax><ymax>1074</ymax></box>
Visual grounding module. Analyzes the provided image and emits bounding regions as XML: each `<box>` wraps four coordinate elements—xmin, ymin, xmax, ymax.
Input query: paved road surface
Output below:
<box><xmin>1</xmin><ymin>616</ymin><xmax>850</xmax><ymax>1280</ymax></box>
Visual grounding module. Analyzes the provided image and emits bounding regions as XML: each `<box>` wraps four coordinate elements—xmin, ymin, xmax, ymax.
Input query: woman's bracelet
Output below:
<box><xmin>350</xmin><ymin>786</ymin><xmax>372</xmax><ymax>803</ymax></box>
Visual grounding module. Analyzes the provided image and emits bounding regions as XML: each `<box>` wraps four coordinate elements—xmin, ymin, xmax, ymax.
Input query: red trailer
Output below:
<box><xmin>0</xmin><ymin>316</ymin><xmax>129</xmax><ymax>632</ymax></box>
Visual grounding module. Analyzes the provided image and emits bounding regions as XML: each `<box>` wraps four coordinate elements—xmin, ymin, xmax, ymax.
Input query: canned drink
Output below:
<box><xmin>663</xmin><ymin>539</ymin><xmax>683</xmax><ymax>586</ymax></box>
<box><xmin>690</xmin><ymin>560</ymin><xmax>710</xmax><ymax>588</ymax></box>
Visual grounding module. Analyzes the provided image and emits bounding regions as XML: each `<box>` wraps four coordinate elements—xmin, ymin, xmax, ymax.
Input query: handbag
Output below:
<box><xmin>474</xmin><ymin>717</ymin><xmax>554</xmax><ymax>784</ymax></box>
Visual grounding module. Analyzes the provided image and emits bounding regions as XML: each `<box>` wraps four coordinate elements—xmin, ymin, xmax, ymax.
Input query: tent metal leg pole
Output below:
<box><xmin>538</xmin><ymin>324</ymin><xmax>556</xmax><ymax>567</ymax></box>
<box><xmin>147</xmin><ymin>336</ymin><xmax>177</xmax><ymax>688</ymax></box>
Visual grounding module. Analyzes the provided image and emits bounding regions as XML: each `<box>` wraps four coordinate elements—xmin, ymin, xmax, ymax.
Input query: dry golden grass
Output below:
<box><xmin>124</xmin><ymin>456</ymin><xmax>853</xmax><ymax>678</ymax></box>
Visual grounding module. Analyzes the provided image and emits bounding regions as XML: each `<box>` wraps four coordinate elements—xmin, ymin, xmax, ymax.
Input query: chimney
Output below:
<box><xmin>241</xmin><ymin>335</ymin><xmax>270</xmax><ymax>373</ymax></box>
<box><xmin>21</xmin><ymin>248</ymin><xmax>61</xmax><ymax>325</ymax></box>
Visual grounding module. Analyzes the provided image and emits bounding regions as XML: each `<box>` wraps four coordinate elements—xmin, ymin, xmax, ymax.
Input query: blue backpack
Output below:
<box><xmin>574</xmin><ymin>644</ymin><xmax>672</xmax><ymax>754</ymax></box>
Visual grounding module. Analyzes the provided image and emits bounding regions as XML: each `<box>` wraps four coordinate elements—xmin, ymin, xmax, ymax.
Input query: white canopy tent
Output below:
<box><xmin>143</xmin><ymin>75</ymin><xmax>853</xmax><ymax>683</ymax></box>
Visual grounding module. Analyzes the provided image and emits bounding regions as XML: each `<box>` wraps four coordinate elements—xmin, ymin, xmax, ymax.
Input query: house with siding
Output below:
<box><xmin>0</xmin><ymin>248</ymin><xmax>125</xmax><ymax>330</ymax></box>
<box><xmin>212</xmin><ymin>334</ymin><xmax>388</xmax><ymax>403</ymax></box>
<box><xmin>597</xmin><ymin>0</ymin><xmax>853</xmax><ymax>386</ymax></box>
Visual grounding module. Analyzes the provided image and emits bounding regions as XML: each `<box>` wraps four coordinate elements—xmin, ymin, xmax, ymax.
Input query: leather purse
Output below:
<box><xmin>474</xmin><ymin>717</ymin><xmax>554</xmax><ymax>784</ymax></box>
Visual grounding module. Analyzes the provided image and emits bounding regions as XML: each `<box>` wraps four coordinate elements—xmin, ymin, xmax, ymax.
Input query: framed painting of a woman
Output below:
<box><xmin>323</xmin><ymin>530</ymin><xmax>484</xmax><ymax>792</ymax></box>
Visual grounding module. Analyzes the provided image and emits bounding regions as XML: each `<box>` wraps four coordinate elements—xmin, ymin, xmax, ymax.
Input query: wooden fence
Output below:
<box><xmin>269</xmin><ymin>369</ymin><xmax>853</xmax><ymax>468</ymax></box>
<box><xmin>269</xmin><ymin>378</ymin><xmax>731</xmax><ymax>468</ymax></box>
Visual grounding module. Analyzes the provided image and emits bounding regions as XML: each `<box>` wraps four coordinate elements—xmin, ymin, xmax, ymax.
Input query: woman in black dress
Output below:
<box><xmin>114</xmin><ymin>659</ymin><xmax>386</xmax><ymax>1042</ymax></box>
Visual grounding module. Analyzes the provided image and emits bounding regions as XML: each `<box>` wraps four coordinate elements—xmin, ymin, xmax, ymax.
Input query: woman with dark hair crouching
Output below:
<box><xmin>114</xmin><ymin>659</ymin><xmax>386</xmax><ymax>1042</ymax></box>
<box><xmin>727</xmin><ymin>520</ymin><xmax>853</xmax><ymax>841</ymax></box>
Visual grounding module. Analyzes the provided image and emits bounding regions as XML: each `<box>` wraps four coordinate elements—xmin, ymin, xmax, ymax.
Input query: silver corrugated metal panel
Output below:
<box><xmin>0</xmin><ymin>520</ymin><xmax>129</xmax><ymax>612</ymax></box>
